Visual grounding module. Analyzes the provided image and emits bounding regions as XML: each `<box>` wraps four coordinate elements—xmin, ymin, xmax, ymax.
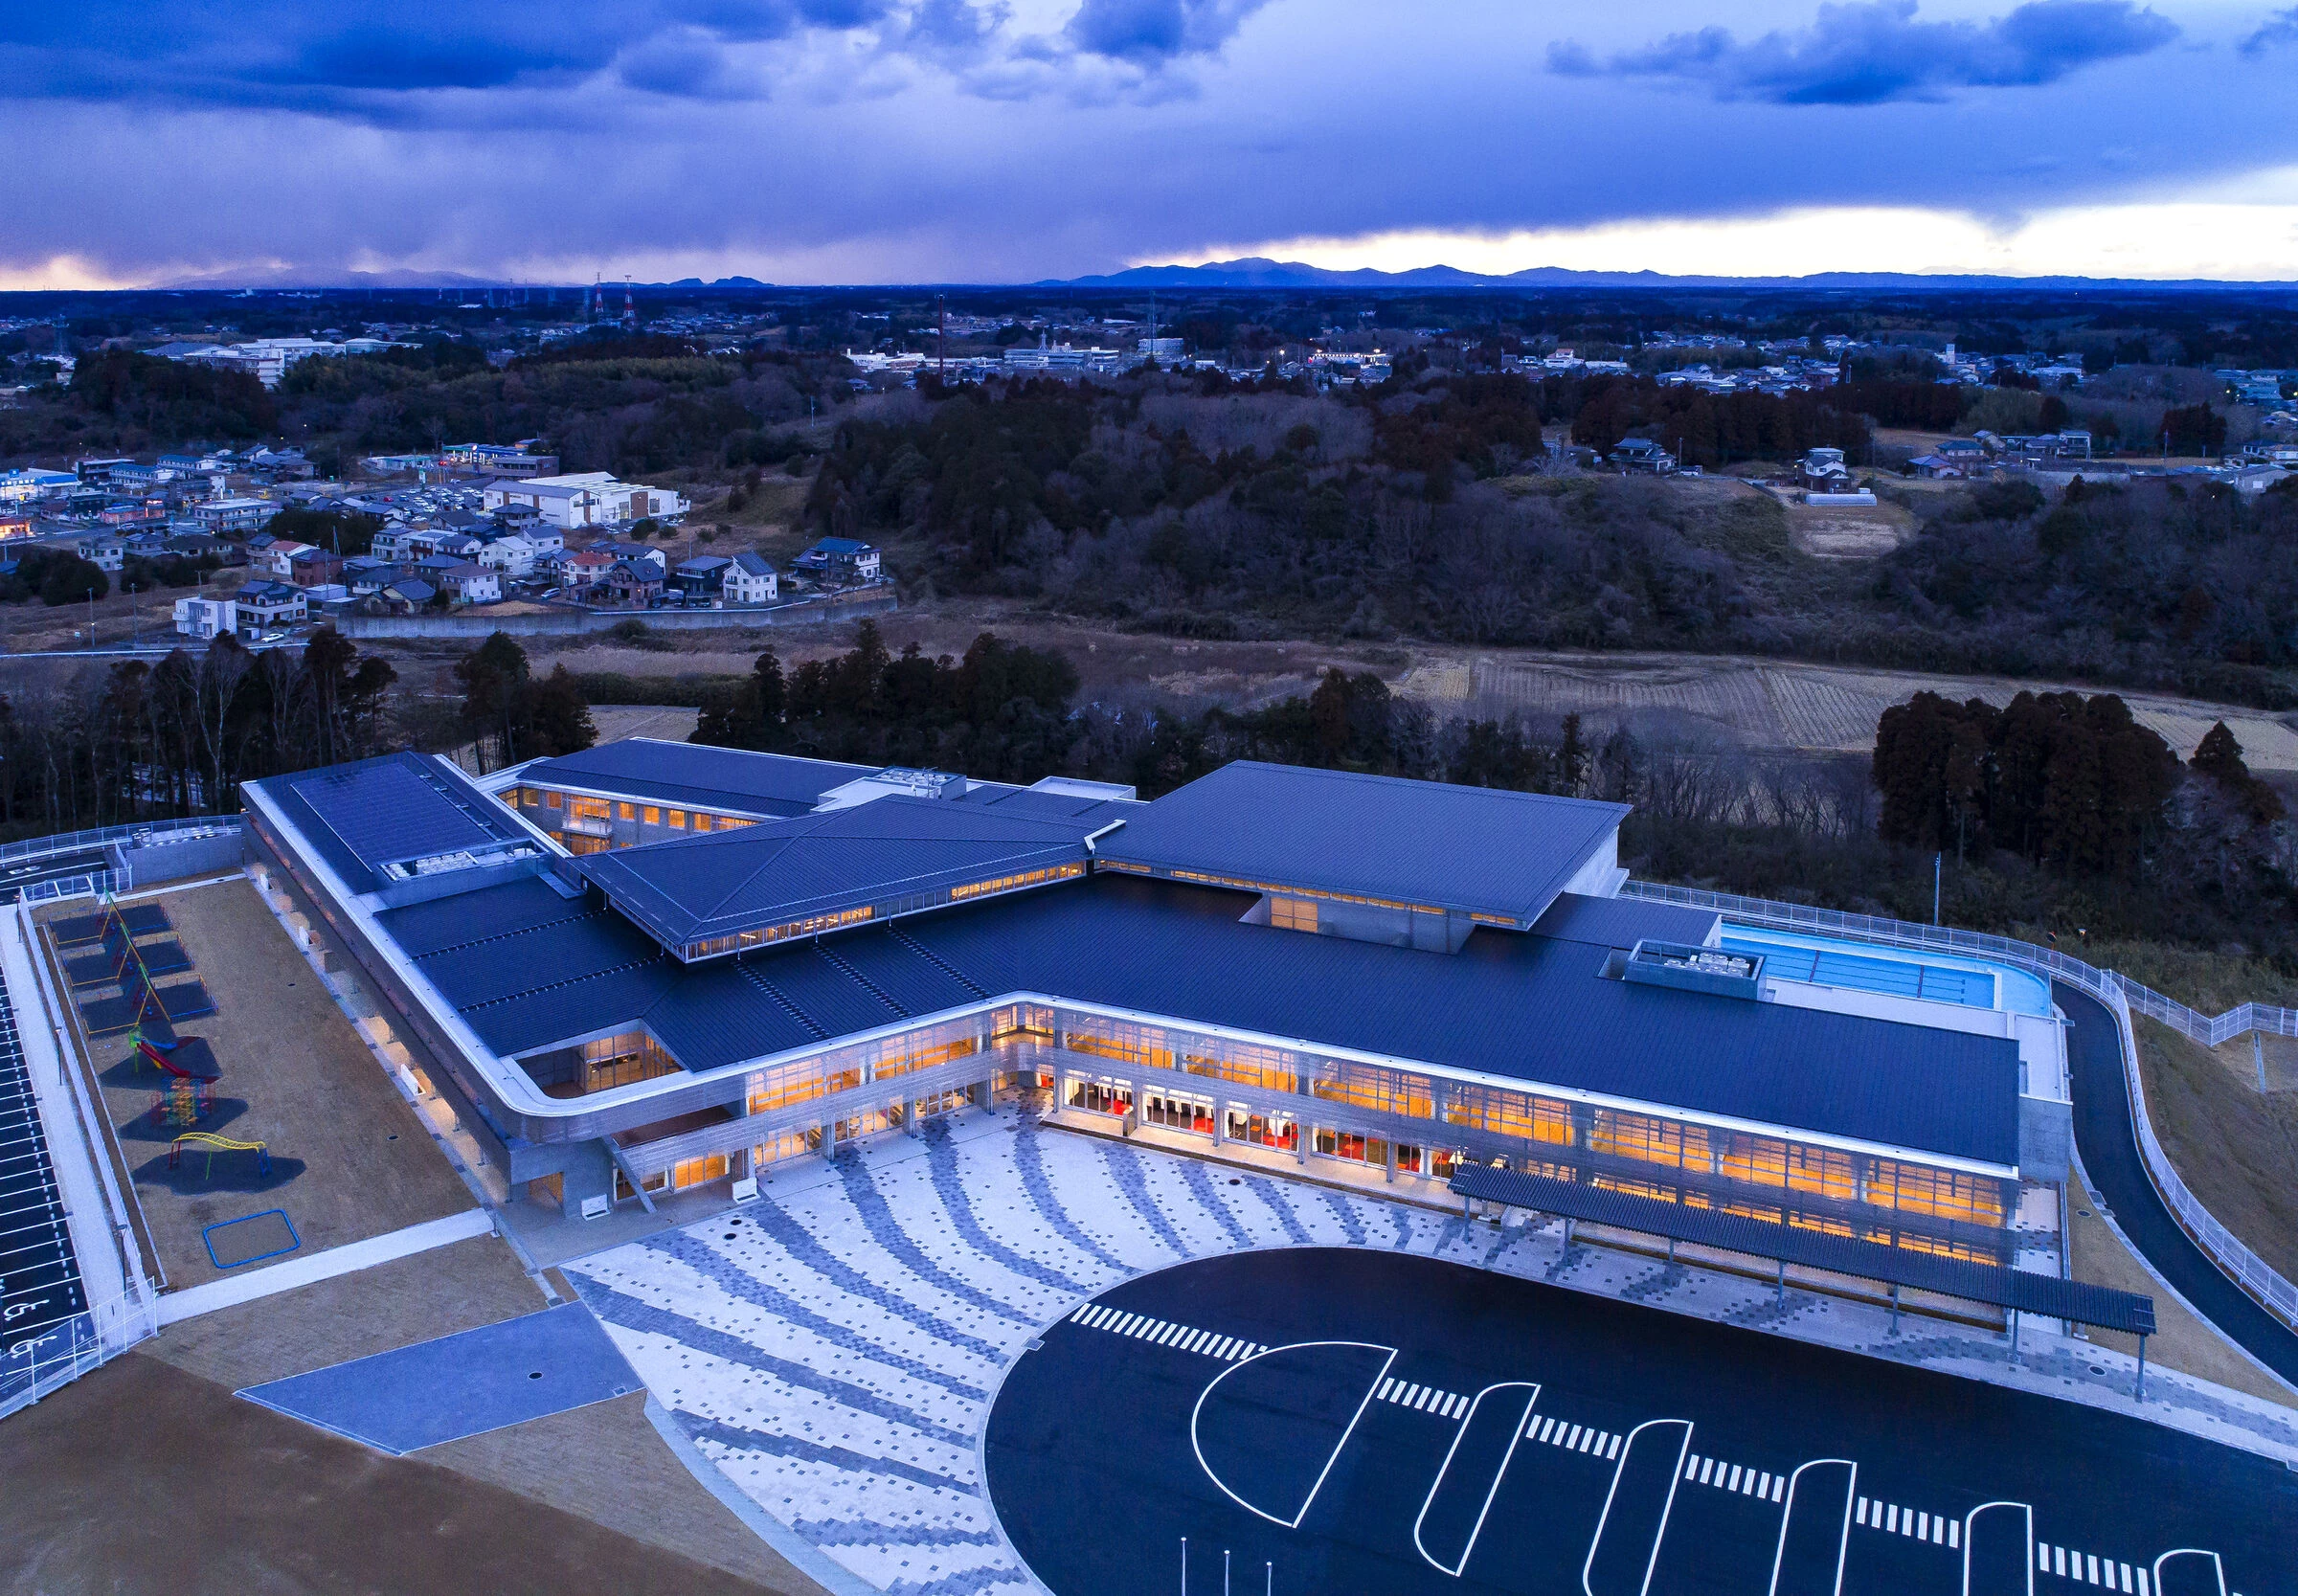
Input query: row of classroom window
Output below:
<box><xmin>1057</xmin><ymin>1072</ymin><xmax>2003</xmax><ymax>1239</ymax></box>
<box><xmin>560</xmin><ymin>1004</ymin><xmax>2004</xmax><ymax>1232</ymax></box>
<box><xmin>680</xmin><ymin>862</ymin><xmax>1088</xmax><ymax>959</ymax></box>
<box><xmin>507</xmin><ymin>787</ymin><xmax>758</xmax><ymax>834</ymax></box>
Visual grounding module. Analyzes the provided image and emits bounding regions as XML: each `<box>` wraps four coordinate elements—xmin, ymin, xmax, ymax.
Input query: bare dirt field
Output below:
<box><xmin>1784</xmin><ymin>501</ymin><xmax>1915</xmax><ymax>559</ymax></box>
<box><xmin>1393</xmin><ymin>650</ymin><xmax>2298</xmax><ymax>770</ymax></box>
<box><xmin>0</xmin><ymin>1350</ymin><xmax>806</xmax><ymax>1596</ymax></box>
<box><xmin>39</xmin><ymin>876</ymin><xmax>473</xmax><ymax>1293</ymax></box>
<box><xmin>133</xmin><ymin>1232</ymin><xmax>820</xmax><ymax>1592</ymax></box>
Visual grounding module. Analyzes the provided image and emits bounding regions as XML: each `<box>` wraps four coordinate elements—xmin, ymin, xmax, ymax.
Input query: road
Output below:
<box><xmin>2057</xmin><ymin>980</ymin><xmax>2298</xmax><ymax>1391</ymax></box>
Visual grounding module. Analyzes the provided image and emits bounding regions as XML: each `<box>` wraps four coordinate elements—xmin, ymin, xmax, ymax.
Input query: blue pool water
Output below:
<box><xmin>1718</xmin><ymin>926</ymin><xmax>2052</xmax><ymax>1016</ymax></box>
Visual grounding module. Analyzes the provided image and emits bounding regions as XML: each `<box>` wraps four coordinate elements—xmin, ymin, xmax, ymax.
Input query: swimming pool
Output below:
<box><xmin>1718</xmin><ymin>925</ymin><xmax>2053</xmax><ymax>1016</ymax></box>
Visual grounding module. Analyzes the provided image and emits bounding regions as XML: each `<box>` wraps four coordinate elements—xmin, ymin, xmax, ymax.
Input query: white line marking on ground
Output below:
<box><xmin>1412</xmin><ymin>1382</ymin><xmax>1540</xmax><ymax>1579</ymax></box>
<box><xmin>1188</xmin><ymin>1340</ymin><xmax>1397</xmax><ymax>1532</ymax></box>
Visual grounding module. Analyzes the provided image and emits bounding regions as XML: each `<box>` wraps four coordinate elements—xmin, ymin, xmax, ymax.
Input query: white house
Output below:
<box><xmin>193</xmin><ymin>496</ymin><xmax>273</xmax><ymax>536</ymax></box>
<box><xmin>172</xmin><ymin>596</ymin><xmax>235</xmax><ymax>640</ymax></box>
<box><xmin>481</xmin><ymin>473</ymin><xmax>690</xmax><ymax>530</ymax></box>
<box><xmin>477</xmin><ymin>532</ymin><xmax>550</xmax><ymax>576</ymax></box>
<box><xmin>725</xmin><ymin>550</ymin><xmax>777</xmax><ymax>604</ymax></box>
<box><xmin>264</xmin><ymin>540</ymin><xmax>317</xmax><ymax>577</ymax></box>
<box><xmin>439</xmin><ymin>562</ymin><xmax>503</xmax><ymax>604</ymax></box>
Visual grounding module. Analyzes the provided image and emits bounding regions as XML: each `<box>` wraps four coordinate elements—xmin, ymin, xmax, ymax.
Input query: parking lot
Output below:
<box><xmin>986</xmin><ymin>1248</ymin><xmax>2298</xmax><ymax>1596</ymax></box>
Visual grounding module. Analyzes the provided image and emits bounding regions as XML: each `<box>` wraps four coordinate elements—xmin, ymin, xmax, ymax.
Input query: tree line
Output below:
<box><xmin>0</xmin><ymin>629</ymin><xmax>396</xmax><ymax>837</ymax></box>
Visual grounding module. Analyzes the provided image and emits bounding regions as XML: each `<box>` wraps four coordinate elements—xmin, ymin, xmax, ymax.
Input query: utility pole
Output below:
<box><xmin>85</xmin><ymin>586</ymin><xmax>94</xmax><ymax>651</ymax></box>
<box><xmin>937</xmin><ymin>294</ymin><xmax>946</xmax><ymax>383</ymax></box>
<box><xmin>1933</xmin><ymin>850</ymin><xmax>1942</xmax><ymax>925</ymax></box>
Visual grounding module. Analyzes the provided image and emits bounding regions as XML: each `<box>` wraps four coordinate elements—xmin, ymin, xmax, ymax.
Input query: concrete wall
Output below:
<box><xmin>329</xmin><ymin>589</ymin><xmax>895</xmax><ymax>640</ymax></box>
<box><xmin>112</xmin><ymin>829</ymin><xmax>246</xmax><ymax>889</ymax></box>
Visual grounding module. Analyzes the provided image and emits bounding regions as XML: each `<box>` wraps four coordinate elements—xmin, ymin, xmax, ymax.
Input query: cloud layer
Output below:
<box><xmin>0</xmin><ymin>1</ymin><xmax>2286</xmax><ymax>284</ymax></box>
<box><xmin>1549</xmin><ymin>0</ymin><xmax>2179</xmax><ymax>106</ymax></box>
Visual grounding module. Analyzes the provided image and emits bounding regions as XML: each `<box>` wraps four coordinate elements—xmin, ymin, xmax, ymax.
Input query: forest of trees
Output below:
<box><xmin>0</xmin><ymin>629</ymin><xmax>397</xmax><ymax>835</ymax></box>
<box><xmin>687</xmin><ymin>628</ymin><xmax>2298</xmax><ymax>960</ymax></box>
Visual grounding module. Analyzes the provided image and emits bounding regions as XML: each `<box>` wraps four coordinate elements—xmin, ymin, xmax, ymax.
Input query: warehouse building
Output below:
<box><xmin>241</xmin><ymin>743</ymin><xmax>2073</xmax><ymax>1293</ymax></box>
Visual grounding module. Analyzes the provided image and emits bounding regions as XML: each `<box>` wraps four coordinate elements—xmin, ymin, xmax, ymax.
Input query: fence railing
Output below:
<box><xmin>0</xmin><ymin>1292</ymin><xmax>161</xmax><ymax>1424</ymax></box>
<box><xmin>0</xmin><ymin>814</ymin><xmax>241</xmax><ymax>871</ymax></box>
<box><xmin>1621</xmin><ymin>880</ymin><xmax>2298</xmax><ymax>1332</ymax></box>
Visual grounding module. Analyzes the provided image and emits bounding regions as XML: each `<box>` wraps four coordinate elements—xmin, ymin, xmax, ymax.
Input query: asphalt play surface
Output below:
<box><xmin>984</xmin><ymin>1248</ymin><xmax>2298</xmax><ymax>1596</ymax></box>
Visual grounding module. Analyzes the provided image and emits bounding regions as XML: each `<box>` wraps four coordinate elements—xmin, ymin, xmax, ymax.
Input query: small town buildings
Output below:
<box><xmin>194</xmin><ymin>496</ymin><xmax>274</xmax><ymax>536</ymax></box>
<box><xmin>171</xmin><ymin>596</ymin><xmax>235</xmax><ymax>640</ymax></box>
<box><xmin>439</xmin><ymin>562</ymin><xmax>503</xmax><ymax>604</ymax></box>
<box><xmin>794</xmin><ymin>536</ymin><xmax>881</xmax><ymax>582</ymax></box>
<box><xmin>671</xmin><ymin>554</ymin><xmax>732</xmax><ymax>598</ymax></box>
<box><xmin>598</xmin><ymin>560</ymin><xmax>664</xmax><ymax>609</ymax></box>
<box><xmin>481</xmin><ymin>473</ymin><xmax>689</xmax><ymax>530</ymax></box>
<box><xmin>233</xmin><ymin>580</ymin><xmax>307</xmax><ymax>637</ymax></box>
<box><xmin>725</xmin><ymin>550</ymin><xmax>777</xmax><ymax>604</ymax></box>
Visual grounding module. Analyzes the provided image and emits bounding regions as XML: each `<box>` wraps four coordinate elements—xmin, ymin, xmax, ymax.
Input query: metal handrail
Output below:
<box><xmin>0</xmin><ymin>815</ymin><xmax>241</xmax><ymax>870</ymax></box>
<box><xmin>1621</xmin><ymin>880</ymin><xmax>2298</xmax><ymax>1330</ymax></box>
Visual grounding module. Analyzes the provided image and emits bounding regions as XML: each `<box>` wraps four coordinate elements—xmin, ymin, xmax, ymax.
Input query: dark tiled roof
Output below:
<box><xmin>1099</xmin><ymin>760</ymin><xmax>1628</xmax><ymax>925</ymax></box>
<box><xmin>386</xmin><ymin>871</ymin><xmax>2020</xmax><ymax>1167</ymax></box>
<box><xmin>516</xmin><ymin>740</ymin><xmax>875</xmax><ymax>819</ymax></box>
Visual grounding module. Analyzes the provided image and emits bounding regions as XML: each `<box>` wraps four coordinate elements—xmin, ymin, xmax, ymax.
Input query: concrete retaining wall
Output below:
<box><xmin>330</xmin><ymin>591</ymin><xmax>896</xmax><ymax>640</ymax></box>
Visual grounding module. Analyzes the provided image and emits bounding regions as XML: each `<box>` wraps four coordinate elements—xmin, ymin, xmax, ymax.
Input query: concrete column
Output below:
<box><xmin>903</xmin><ymin>1096</ymin><xmax>917</xmax><ymax>1135</ymax></box>
<box><xmin>1385</xmin><ymin>1139</ymin><xmax>1397</xmax><ymax>1183</ymax></box>
<box><xmin>1212</xmin><ymin>1105</ymin><xmax>1226</xmax><ymax>1147</ymax></box>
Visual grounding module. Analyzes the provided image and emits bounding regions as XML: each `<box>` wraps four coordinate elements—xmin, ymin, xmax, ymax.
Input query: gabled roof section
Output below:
<box><xmin>515</xmin><ymin>738</ymin><xmax>877</xmax><ymax>819</ymax></box>
<box><xmin>257</xmin><ymin>752</ymin><xmax>538</xmax><ymax>894</ymax></box>
<box><xmin>1100</xmin><ymin>760</ymin><xmax>1630</xmax><ymax>928</ymax></box>
<box><xmin>569</xmin><ymin>794</ymin><xmax>1115</xmax><ymax>958</ymax></box>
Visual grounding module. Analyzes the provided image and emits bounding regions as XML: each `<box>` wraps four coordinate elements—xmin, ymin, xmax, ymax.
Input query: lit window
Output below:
<box><xmin>1272</xmin><ymin>897</ymin><xmax>1318</xmax><ymax>933</ymax></box>
<box><xmin>618</xmin><ymin>802</ymin><xmax>636</xmax><ymax>820</ymax></box>
<box><xmin>642</xmin><ymin>806</ymin><xmax>662</xmax><ymax>825</ymax></box>
<box><xmin>667</xmin><ymin>809</ymin><xmax>687</xmax><ymax>828</ymax></box>
<box><xmin>693</xmin><ymin>813</ymin><xmax>713</xmax><ymax>832</ymax></box>
<box><xmin>544</xmin><ymin>790</ymin><xmax>563</xmax><ymax>809</ymax></box>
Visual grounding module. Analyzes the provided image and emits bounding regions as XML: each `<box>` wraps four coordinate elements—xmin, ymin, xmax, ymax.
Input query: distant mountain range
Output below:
<box><xmin>126</xmin><ymin>258</ymin><xmax>2295</xmax><ymax>293</ymax></box>
<box><xmin>1038</xmin><ymin>257</ymin><xmax>2298</xmax><ymax>292</ymax></box>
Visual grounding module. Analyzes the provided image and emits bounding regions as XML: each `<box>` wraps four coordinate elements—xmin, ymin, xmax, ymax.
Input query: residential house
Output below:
<box><xmin>597</xmin><ymin>560</ymin><xmax>663</xmax><ymax>609</ymax></box>
<box><xmin>171</xmin><ymin>596</ymin><xmax>235</xmax><ymax>640</ymax></box>
<box><xmin>439</xmin><ymin>562</ymin><xmax>503</xmax><ymax>604</ymax></box>
<box><xmin>559</xmin><ymin>547</ymin><xmax>618</xmax><ymax>591</ymax></box>
<box><xmin>593</xmin><ymin>541</ymin><xmax>668</xmax><ymax>577</ymax></box>
<box><xmin>793</xmin><ymin>536</ymin><xmax>882</xmax><ymax>582</ymax></box>
<box><xmin>1606</xmin><ymin>438</ymin><xmax>1678</xmax><ymax>476</ymax></box>
<box><xmin>76</xmin><ymin>535</ymin><xmax>127</xmax><ymax>570</ymax></box>
<box><xmin>264</xmin><ymin>539</ymin><xmax>317</xmax><ymax>578</ymax></box>
<box><xmin>671</xmin><ymin>554</ymin><xmax>731</xmax><ymax>598</ymax></box>
<box><xmin>476</xmin><ymin>532</ymin><xmax>548</xmax><ymax>577</ymax></box>
<box><xmin>286</xmin><ymin>549</ymin><xmax>346</xmax><ymax>588</ymax></box>
<box><xmin>193</xmin><ymin>496</ymin><xmax>274</xmax><ymax>536</ymax></box>
<box><xmin>96</xmin><ymin>501</ymin><xmax>163</xmax><ymax>530</ymax></box>
<box><xmin>365</xmin><ymin>577</ymin><xmax>437</xmax><ymax>614</ymax></box>
<box><xmin>0</xmin><ymin>515</ymin><xmax>32</xmax><ymax>542</ymax></box>
<box><xmin>233</xmin><ymin>580</ymin><xmax>307</xmax><ymax>637</ymax></box>
<box><xmin>724</xmin><ymin>550</ymin><xmax>777</xmax><ymax>604</ymax></box>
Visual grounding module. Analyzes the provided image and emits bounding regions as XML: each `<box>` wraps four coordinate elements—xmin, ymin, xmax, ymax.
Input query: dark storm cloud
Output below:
<box><xmin>0</xmin><ymin>1</ymin><xmax>895</xmax><ymax>110</ymax></box>
<box><xmin>1063</xmin><ymin>0</ymin><xmax>1269</xmax><ymax>62</ymax></box>
<box><xmin>1548</xmin><ymin>0</ymin><xmax>2180</xmax><ymax>105</ymax></box>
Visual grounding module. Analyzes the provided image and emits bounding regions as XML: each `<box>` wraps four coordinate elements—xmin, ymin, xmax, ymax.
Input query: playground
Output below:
<box><xmin>38</xmin><ymin>875</ymin><xmax>473</xmax><ymax>1292</ymax></box>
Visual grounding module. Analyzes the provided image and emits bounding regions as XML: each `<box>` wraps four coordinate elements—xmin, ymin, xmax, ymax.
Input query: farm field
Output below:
<box><xmin>1394</xmin><ymin>650</ymin><xmax>2298</xmax><ymax>769</ymax></box>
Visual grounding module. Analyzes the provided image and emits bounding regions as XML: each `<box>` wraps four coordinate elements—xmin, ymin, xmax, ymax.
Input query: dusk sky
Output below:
<box><xmin>4</xmin><ymin>0</ymin><xmax>2294</xmax><ymax>286</ymax></box>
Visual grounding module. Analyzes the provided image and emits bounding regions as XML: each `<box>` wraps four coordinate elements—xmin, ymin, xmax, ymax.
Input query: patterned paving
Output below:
<box><xmin>565</xmin><ymin>1114</ymin><xmax>1504</xmax><ymax>1596</ymax></box>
